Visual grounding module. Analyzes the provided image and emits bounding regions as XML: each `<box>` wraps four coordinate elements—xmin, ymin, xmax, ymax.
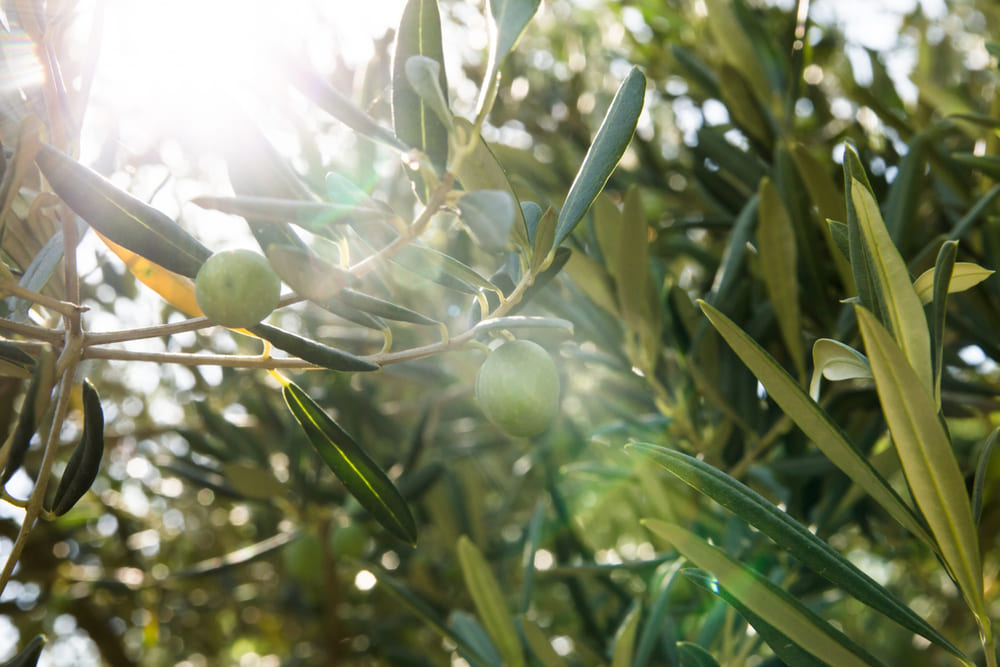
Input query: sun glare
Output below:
<box><xmin>84</xmin><ymin>0</ymin><xmax>404</xmax><ymax>134</ymax></box>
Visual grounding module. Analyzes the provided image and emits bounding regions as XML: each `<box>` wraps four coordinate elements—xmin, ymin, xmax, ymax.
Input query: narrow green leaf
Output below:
<box><xmin>254</xmin><ymin>323</ymin><xmax>380</xmax><ymax>371</ymax></box>
<box><xmin>405</xmin><ymin>55</ymin><xmax>456</xmax><ymax>134</ymax></box>
<box><xmin>951</xmin><ymin>153</ymin><xmax>1000</xmax><ymax>180</ymax></box>
<box><xmin>644</xmin><ymin>520</ymin><xmax>884</xmax><ymax>667</ymax></box>
<box><xmin>929</xmin><ymin>241</ymin><xmax>957</xmax><ymax>406</ymax></box>
<box><xmin>519</xmin><ymin>501</ymin><xmax>547</xmax><ymax>615</ymax></box>
<box><xmin>913</xmin><ymin>261</ymin><xmax>994</xmax><ymax>305</ymax></box>
<box><xmin>50</xmin><ymin>380</ymin><xmax>105</xmax><ymax>516</ymax></box>
<box><xmin>843</xmin><ymin>145</ymin><xmax>881</xmax><ymax>319</ymax></box>
<box><xmin>283</xmin><ymin>382</ymin><xmax>416</xmax><ymax>544</ymax></box>
<box><xmin>338</xmin><ymin>289</ymin><xmax>440</xmax><ymax>326</ymax></box>
<box><xmin>452</xmin><ymin>119</ymin><xmax>528</xmax><ymax>247</ymax></box>
<box><xmin>449</xmin><ymin>612</ymin><xmax>504</xmax><ymax>667</ymax></box>
<box><xmin>852</xmin><ymin>180</ymin><xmax>932</xmax><ymax>390</ymax></box>
<box><xmin>684</xmin><ymin>570</ymin><xmax>826</xmax><ymax>667</ymax></box>
<box><xmin>488</xmin><ymin>0</ymin><xmax>541</xmax><ymax>75</ymax></box>
<box><xmin>530</xmin><ymin>206</ymin><xmax>557</xmax><ymax>271</ymax></box>
<box><xmin>809</xmin><ymin>338</ymin><xmax>871</xmax><ymax>401</ymax></box>
<box><xmin>633</xmin><ymin>560</ymin><xmax>683</xmax><ymax>666</ymax></box>
<box><xmin>676</xmin><ymin>641</ymin><xmax>720</xmax><ymax>667</ymax></box>
<box><xmin>373</xmin><ymin>568</ymin><xmax>496</xmax><ymax>665</ymax></box>
<box><xmin>0</xmin><ymin>633</ymin><xmax>45</xmax><ymax>667</ymax></box>
<box><xmin>7</xmin><ymin>220</ymin><xmax>86</xmax><ymax>322</ymax></box>
<box><xmin>520</xmin><ymin>618</ymin><xmax>566</xmax><ymax>667</ymax></box>
<box><xmin>283</xmin><ymin>57</ymin><xmax>407</xmax><ymax>151</ymax></box>
<box><xmin>393</xmin><ymin>0</ymin><xmax>449</xmax><ymax>199</ymax></box>
<box><xmin>698</xmin><ymin>300</ymin><xmax>933</xmax><ymax>545</ymax></box>
<box><xmin>457</xmin><ymin>190</ymin><xmax>515</xmax><ymax>254</ymax></box>
<box><xmin>827</xmin><ymin>219</ymin><xmax>850</xmax><ymax>261</ymax></box>
<box><xmin>758</xmin><ymin>177</ymin><xmax>804</xmax><ymax>379</ymax></box>
<box><xmin>948</xmin><ymin>183</ymin><xmax>1000</xmax><ymax>242</ymax></box>
<box><xmin>973</xmin><ymin>429</ymin><xmax>999</xmax><ymax>526</ymax></box>
<box><xmin>263</xmin><ymin>244</ymin><xmax>351</xmax><ymax>304</ymax></box>
<box><xmin>611</xmin><ymin>602</ymin><xmax>640</xmax><ymax>667</ymax></box>
<box><xmin>630</xmin><ymin>443</ymin><xmax>969</xmax><ymax>660</ymax></box>
<box><xmin>855</xmin><ymin>306</ymin><xmax>986</xmax><ymax>621</ymax></box>
<box><xmin>554</xmin><ymin>67</ymin><xmax>646</xmax><ymax>248</ymax></box>
<box><xmin>35</xmin><ymin>144</ymin><xmax>211</xmax><ymax>278</ymax></box>
<box><xmin>190</xmin><ymin>195</ymin><xmax>393</xmax><ymax>233</ymax></box>
<box><xmin>457</xmin><ymin>535</ymin><xmax>525</xmax><ymax>667</ymax></box>
<box><xmin>394</xmin><ymin>243</ymin><xmax>499</xmax><ymax>294</ymax></box>
<box><xmin>703</xmin><ymin>0</ymin><xmax>769</xmax><ymax>99</ymax></box>
<box><xmin>615</xmin><ymin>186</ymin><xmax>649</xmax><ymax>332</ymax></box>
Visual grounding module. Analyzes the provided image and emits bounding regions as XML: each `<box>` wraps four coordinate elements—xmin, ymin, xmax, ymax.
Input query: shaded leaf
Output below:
<box><xmin>283</xmin><ymin>382</ymin><xmax>416</xmax><ymax>544</ymax></box>
<box><xmin>676</xmin><ymin>641</ymin><xmax>720</xmax><ymax>667</ymax></box>
<box><xmin>554</xmin><ymin>67</ymin><xmax>645</xmax><ymax>247</ymax></box>
<box><xmin>973</xmin><ymin>429</ymin><xmax>999</xmax><ymax>526</ymax></box>
<box><xmin>644</xmin><ymin>520</ymin><xmax>884</xmax><ymax>667</ymax></box>
<box><xmin>520</xmin><ymin>618</ymin><xmax>566</xmax><ymax>667</ymax></box>
<box><xmin>50</xmin><ymin>380</ymin><xmax>105</xmax><ymax>516</ymax></box>
<box><xmin>610</xmin><ymin>602</ymin><xmax>640</xmax><ymax>667</ymax></box>
<box><xmin>758</xmin><ymin>177</ymin><xmax>804</xmax><ymax>379</ymax></box>
<box><xmin>685</xmin><ymin>570</ymin><xmax>825</xmax><ymax>667</ymax></box>
<box><xmin>698</xmin><ymin>300</ymin><xmax>933</xmax><ymax>545</ymax></box>
<box><xmin>0</xmin><ymin>634</ymin><xmax>45</xmax><ymax>667</ymax></box>
<box><xmin>449</xmin><ymin>612</ymin><xmax>504</xmax><ymax>667</ymax></box>
<box><xmin>457</xmin><ymin>190</ymin><xmax>515</xmax><ymax>254</ymax></box>
<box><xmin>929</xmin><ymin>241</ymin><xmax>957</xmax><ymax>405</ymax></box>
<box><xmin>394</xmin><ymin>243</ymin><xmax>499</xmax><ymax>294</ymax></box>
<box><xmin>457</xmin><ymin>535</ymin><xmax>525</xmax><ymax>667</ymax></box>
<box><xmin>630</xmin><ymin>443</ymin><xmax>968</xmax><ymax>659</ymax></box>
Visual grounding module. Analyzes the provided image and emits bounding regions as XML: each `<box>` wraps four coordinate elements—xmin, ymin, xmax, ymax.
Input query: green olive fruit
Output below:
<box><xmin>475</xmin><ymin>340</ymin><xmax>560</xmax><ymax>437</ymax></box>
<box><xmin>282</xmin><ymin>532</ymin><xmax>323</xmax><ymax>584</ymax></box>
<box><xmin>195</xmin><ymin>249</ymin><xmax>280</xmax><ymax>328</ymax></box>
<box><xmin>330</xmin><ymin>523</ymin><xmax>367</xmax><ymax>559</ymax></box>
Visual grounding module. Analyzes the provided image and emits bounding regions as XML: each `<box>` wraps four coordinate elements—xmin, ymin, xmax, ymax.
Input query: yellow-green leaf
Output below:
<box><xmin>758</xmin><ymin>177</ymin><xmax>804</xmax><ymax>380</ymax></box>
<box><xmin>913</xmin><ymin>261</ymin><xmax>994</xmax><ymax>305</ymax></box>
<box><xmin>851</xmin><ymin>181</ymin><xmax>931</xmax><ymax>390</ymax></box>
<box><xmin>457</xmin><ymin>536</ymin><xmax>524</xmax><ymax>667</ymax></box>
<box><xmin>855</xmin><ymin>307</ymin><xmax>986</xmax><ymax>624</ymax></box>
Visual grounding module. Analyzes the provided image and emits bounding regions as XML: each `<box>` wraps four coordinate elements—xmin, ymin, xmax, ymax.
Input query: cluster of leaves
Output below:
<box><xmin>3</xmin><ymin>0</ymin><xmax>1000</xmax><ymax>665</ymax></box>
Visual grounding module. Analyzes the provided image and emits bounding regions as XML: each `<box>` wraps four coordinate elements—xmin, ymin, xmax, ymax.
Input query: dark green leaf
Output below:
<box><xmin>685</xmin><ymin>570</ymin><xmax>825</xmax><ymax>667</ymax></box>
<box><xmin>973</xmin><ymin>429</ymin><xmax>999</xmax><ymax>526</ymax></box>
<box><xmin>0</xmin><ymin>633</ymin><xmax>45</xmax><ymax>667</ymax></box>
<box><xmin>930</xmin><ymin>241</ymin><xmax>958</xmax><ymax>403</ymax></box>
<box><xmin>449</xmin><ymin>611</ymin><xmax>504</xmax><ymax>667</ymax></box>
<box><xmin>283</xmin><ymin>382</ymin><xmax>416</xmax><ymax>544</ymax></box>
<box><xmin>35</xmin><ymin>144</ymin><xmax>211</xmax><ymax>278</ymax></box>
<box><xmin>50</xmin><ymin>380</ymin><xmax>104</xmax><ymax>516</ymax></box>
<box><xmin>457</xmin><ymin>535</ymin><xmax>525</xmax><ymax>667</ymax></box>
<box><xmin>645</xmin><ymin>521</ymin><xmax>885</xmax><ymax>667</ymax></box>
<box><xmin>554</xmin><ymin>67</ymin><xmax>645</xmax><ymax>247</ymax></box>
<box><xmin>676</xmin><ymin>641</ymin><xmax>721</xmax><ymax>667</ymax></box>
<box><xmin>698</xmin><ymin>300</ymin><xmax>933</xmax><ymax>545</ymax></box>
<box><xmin>630</xmin><ymin>443</ymin><xmax>968</xmax><ymax>659</ymax></box>
<box><xmin>251</xmin><ymin>324</ymin><xmax>380</xmax><ymax>372</ymax></box>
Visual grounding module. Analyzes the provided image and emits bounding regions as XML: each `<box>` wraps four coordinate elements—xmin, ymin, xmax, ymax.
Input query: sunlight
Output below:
<box><xmin>84</xmin><ymin>0</ymin><xmax>403</xmax><ymax>131</ymax></box>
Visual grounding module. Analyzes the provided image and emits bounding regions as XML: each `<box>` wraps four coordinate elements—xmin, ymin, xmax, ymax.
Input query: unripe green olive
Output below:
<box><xmin>195</xmin><ymin>249</ymin><xmax>280</xmax><ymax>328</ymax></box>
<box><xmin>475</xmin><ymin>340</ymin><xmax>560</xmax><ymax>437</ymax></box>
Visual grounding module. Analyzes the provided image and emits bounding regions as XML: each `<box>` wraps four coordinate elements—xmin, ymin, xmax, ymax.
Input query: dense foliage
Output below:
<box><xmin>2</xmin><ymin>0</ymin><xmax>1000</xmax><ymax>665</ymax></box>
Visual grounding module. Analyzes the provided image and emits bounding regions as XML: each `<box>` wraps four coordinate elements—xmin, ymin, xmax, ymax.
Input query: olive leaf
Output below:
<box><xmin>283</xmin><ymin>382</ymin><xmax>416</xmax><ymax>544</ymax></box>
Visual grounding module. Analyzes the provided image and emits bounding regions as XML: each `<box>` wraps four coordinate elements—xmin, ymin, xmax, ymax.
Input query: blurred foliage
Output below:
<box><xmin>3</xmin><ymin>0</ymin><xmax>1000</xmax><ymax>665</ymax></box>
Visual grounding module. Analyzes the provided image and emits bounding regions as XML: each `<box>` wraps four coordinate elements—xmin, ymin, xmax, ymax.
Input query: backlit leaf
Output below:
<box><xmin>644</xmin><ymin>521</ymin><xmax>884</xmax><ymax>667</ymax></box>
<box><xmin>913</xmin><ymin>261</ymin><xmax>994</xmax><ymax>305</ymax></box>
<box><xmin>554</xmin><ymin>67</ymin><xmax>645</xmax><ymax>248</ymax></box>
<box><xmin>283</xmin><ymin>382</ymin><xmax>416</xmax><ymax>544</ymax></box>
<box><xmin>698</xmin><ymin>300</ymin><xmax>933</xmax><ymax>546</ymax></box>
<box><xmin>809</xmin><ymin>338</ymin><xmax>871</xmax><ymax>401</ymax></box>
